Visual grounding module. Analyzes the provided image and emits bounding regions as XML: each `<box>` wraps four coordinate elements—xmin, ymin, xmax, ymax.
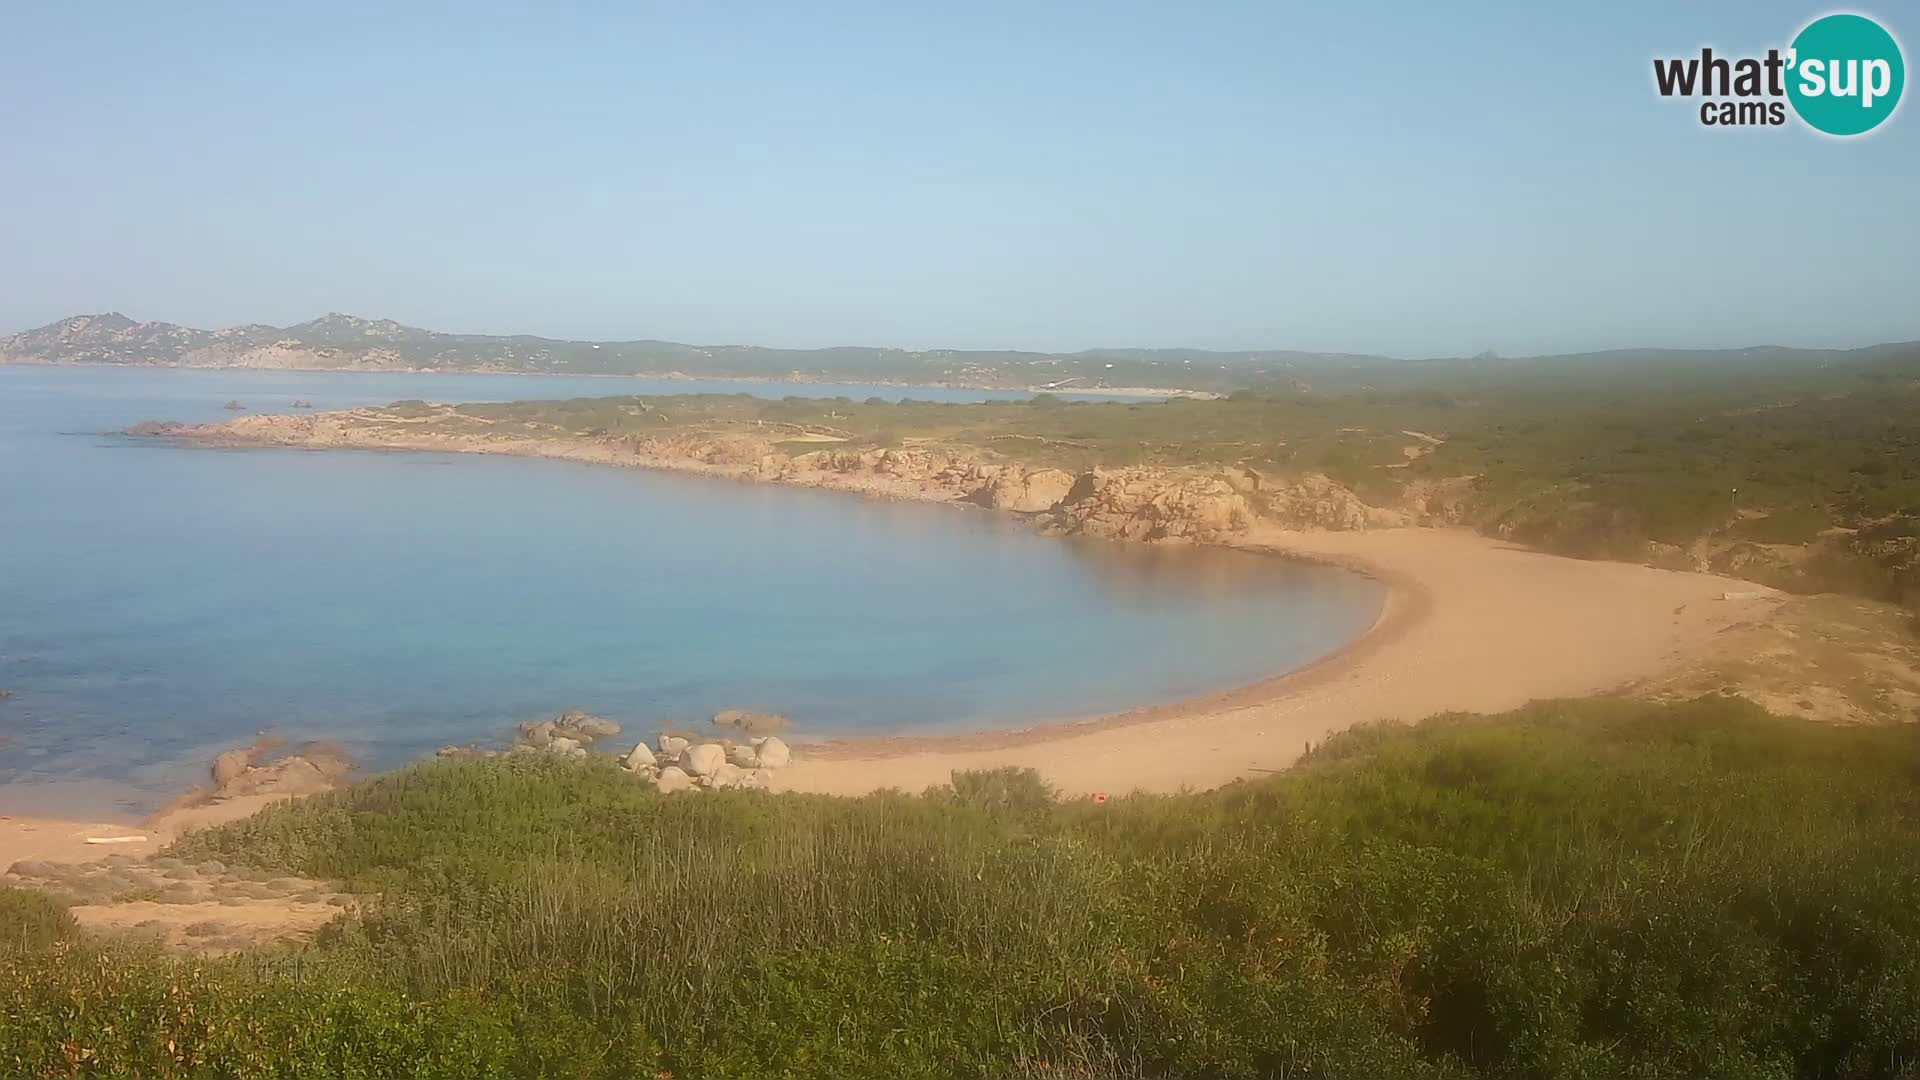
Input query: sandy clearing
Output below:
<box><xmin>770</xmin><ymin>526</ymin><xmax>1782</xmax><ymax>797</ymax></box>
<box><xmin>0</xmin><ymin>817</ymin><xmax>156</xmax><ymax>868</ymax></box>
<box><xmin>3</xmin><ymin>801</ymin><xmax>355</xmax><ymax>954</ymax></box>
<box><xmin>0</xmin><ymin>793</ymin><xmax>306</xmax><ymax>873</ymax></box>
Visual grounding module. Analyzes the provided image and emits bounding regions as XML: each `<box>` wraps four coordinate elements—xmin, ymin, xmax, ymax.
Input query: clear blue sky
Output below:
<box><xmin>1</xmin><ymin>1</ymin><xmax>1913</xmax><ymax>356</ymax></box>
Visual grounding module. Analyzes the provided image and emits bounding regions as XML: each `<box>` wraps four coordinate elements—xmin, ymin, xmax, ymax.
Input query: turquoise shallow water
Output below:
<box><xmin>0</xmin><ymin>366</ymin><xmax>1383</xmax><ymax>815</ymax></box>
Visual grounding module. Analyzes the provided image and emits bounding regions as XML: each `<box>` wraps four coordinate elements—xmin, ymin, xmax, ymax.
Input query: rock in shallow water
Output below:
<box><xmin>712</xmin><ymin>709</ymin><xmax>790</xmax><ymax>736</ymax></box>
<box><xmin>552</xmin><ymin>710</ymin><xmax>621</xmax><ymax>741</ymax></box>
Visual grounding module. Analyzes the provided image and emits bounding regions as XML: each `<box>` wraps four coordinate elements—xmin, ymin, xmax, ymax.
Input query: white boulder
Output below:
<box><xmin>754</xmin><ymin>736</ymin><xmax>791</xmax><ymax>769</ymax></box>
<box><xmin>625</xmin><ymin>742</ymin><xmax>657</xmax><ymax>770</ymax></box>
<box><xmin>653</xmin><ymin>766</ymin><xmax>693</xmax><ymax>794</ymax></box>
<box><xmin>682</xmin><ymin>743</ymin><xmax>725</xmax><ymax>778</ymax></box>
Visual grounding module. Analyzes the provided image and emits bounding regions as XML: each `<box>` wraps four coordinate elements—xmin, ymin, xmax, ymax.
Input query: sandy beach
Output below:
<box><xmin>771</xmin><ymin>525</ymin><xmax>1778</xmax><ymax>797</ymax></box>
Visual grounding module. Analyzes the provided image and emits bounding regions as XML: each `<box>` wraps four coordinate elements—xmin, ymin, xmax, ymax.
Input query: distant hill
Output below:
<box><xmin>0</xmin><ymin>312</ymin><xmax>1378</xmax><ymax>393</ymax></box>
<box><xmin>3</xmin><ymin>312</ymin><xmax>1911</xmax><ymax>393</ymax></box>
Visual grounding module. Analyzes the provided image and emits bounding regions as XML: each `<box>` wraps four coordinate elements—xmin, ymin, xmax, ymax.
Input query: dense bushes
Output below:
<box><xmin>0</xmin><ymin>886</ymin><xmax>73</xmax><ymax>954</ymax></box>
<box><xmin>8</xmin><ymin>697</ymin><xmax>1920</xmax><ymax>1077</ymax></box>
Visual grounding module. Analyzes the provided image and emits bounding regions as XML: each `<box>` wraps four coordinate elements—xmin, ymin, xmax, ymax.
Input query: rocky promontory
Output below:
<box><xmin>130</xmin><ymin>407</ymin><xmax>1418</xmax><ymax>544</ymax></box>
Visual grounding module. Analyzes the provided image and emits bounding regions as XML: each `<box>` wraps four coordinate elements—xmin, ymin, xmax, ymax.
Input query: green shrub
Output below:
<box><xmin>14</xmin><ymin>698</ymin><xmax>1920</xmax><ymax>1078</ymax></box>
<box><xmin>941</xmin><ymin>765</ymin><xmax>1056</xmax><ymax>818</ymax></box>
<box><xmin>0</xmin><ymin>886</ymin><xmax>74</xmax><ymax>954</ymax></box>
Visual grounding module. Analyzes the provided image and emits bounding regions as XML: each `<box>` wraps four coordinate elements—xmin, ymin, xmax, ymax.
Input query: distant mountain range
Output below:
<box><xmin>4</xmin><ymin>312</ymin><xmax>1914</xmax><ymax>394</ymax></box>
<box><xmin>0</xmin><ymin>312</ymin><xmax>1386</xmax><ymax>393</ymax></box>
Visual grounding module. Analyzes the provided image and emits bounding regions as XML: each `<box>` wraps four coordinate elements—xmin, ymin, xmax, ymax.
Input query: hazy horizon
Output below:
<box><xmin>8</xmin><ymin>307</ymin><xmax>1918</xmax><ymax>364</ymax></box>
<box><xmin>4</xmin><ymin>1</ymin><xmax>1914</xmax><ymax>356</ymax></box>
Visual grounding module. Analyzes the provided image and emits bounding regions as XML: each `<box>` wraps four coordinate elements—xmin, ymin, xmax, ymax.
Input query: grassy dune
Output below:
<box><xmin>7</xmin><ymin>696</ymin><xmax>1920</xmax><ymax>1078</ymax></box>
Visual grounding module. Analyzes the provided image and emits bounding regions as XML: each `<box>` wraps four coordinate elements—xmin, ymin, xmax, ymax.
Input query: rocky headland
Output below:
<box><xmin>129</xmin><ymin>406</ymin><xmax>1427</xmax><ymax>544</ymax></box>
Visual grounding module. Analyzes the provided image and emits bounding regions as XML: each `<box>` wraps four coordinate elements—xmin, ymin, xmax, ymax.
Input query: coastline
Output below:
<box><xmin>769</xmin><ymin>525</ymin><xmax>1774</xmax><ymax>795</ymax></box>
<box><xmin>794</xmin><ymin>544</ymin><xmax>1425</xmax><ymax>761</ymax></box>
<box><xmin>2</xmin><ymin>412</ymin><xmax>1782</xmax><ymax>849</ymax></box>
<box><xmin>140</xmin><ymin>415</ymin><xmax>1783</xmax><ymax>794</ymax></box>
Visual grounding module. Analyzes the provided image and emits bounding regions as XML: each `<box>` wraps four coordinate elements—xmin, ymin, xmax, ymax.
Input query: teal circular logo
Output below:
<box><xmin>1787</xmin><ymin>13</ymin><xmax>1905</xmax><ymax>135</ymax></box>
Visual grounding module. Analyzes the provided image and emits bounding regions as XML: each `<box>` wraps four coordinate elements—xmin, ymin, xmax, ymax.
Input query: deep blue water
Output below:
<box><xmin>0</xmin><ymin>366</ymin><xmax>1382</xmax><ymax>815</ymax></box>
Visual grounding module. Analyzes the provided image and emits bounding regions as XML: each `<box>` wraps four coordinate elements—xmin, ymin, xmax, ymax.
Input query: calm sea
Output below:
<box><xmin>0</xmin><ymin>366</ymin><xmax>1382</xmax><ymax>815</ymax></box>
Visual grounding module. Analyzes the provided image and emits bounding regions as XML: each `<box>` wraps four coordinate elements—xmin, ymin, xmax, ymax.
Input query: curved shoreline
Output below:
<box><xmin>769</xmin><ymin>525</ymin><xmax>1779</xmax><ymax>796</ymax></box>
<box><xmin>126</xmin><ymin>414</ymin><xmax>1428</xmax><ymax>761</ymax></box>
<box><xmin>145</xmin><ymin>419</ymin><xmax>1780</xmax><ymax>797</ymax></box>
<box><xmin>797</xmin><ymin>546</ymin><xmax>1428</xmax><ymax>761</ymax></box>
<box><xmin>8</xmin><ymin>417</ymin><xmax>1782</xmax><ymax>822</ymax></box>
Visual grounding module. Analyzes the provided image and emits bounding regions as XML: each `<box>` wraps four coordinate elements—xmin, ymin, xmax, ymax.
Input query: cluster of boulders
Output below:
<box><xmin>439</xmin><ymin>708</ymin><xmax>794</xmax><ymax>795</ymax></box>
<box><xmin>624</xmin><ymin>722</ymin><xmax>792</xmax><ymax>795</ymax></box>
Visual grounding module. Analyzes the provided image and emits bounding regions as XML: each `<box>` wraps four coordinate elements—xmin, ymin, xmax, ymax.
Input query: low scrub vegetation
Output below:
<box><xmin>7</xmin><ymin>696</ymin><xmax>1920</xmax><ymax>1077</ymax></box>
<box><xmin>0</xmin><ymin>886</ymin><xmax>73</xmax><ymax>955</ymax></box>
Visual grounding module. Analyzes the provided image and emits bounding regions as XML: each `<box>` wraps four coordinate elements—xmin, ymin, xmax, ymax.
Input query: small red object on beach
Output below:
<box><xmin>1090</xmin><ymin>792</ymin><xmax>1108</xmax><ymax>804</ymax></box>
